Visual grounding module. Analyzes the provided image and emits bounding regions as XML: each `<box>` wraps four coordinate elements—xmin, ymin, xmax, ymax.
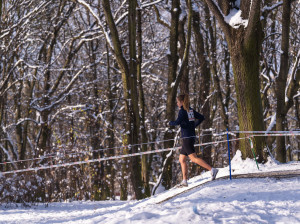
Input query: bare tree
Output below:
<box><xmin>101</xmin><ymin>0</ymin><xmax>145</xmax><ymax>199</ymax></box>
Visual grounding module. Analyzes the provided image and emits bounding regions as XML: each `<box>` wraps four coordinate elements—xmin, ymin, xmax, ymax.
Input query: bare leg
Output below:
<box><xmin>179</xmin><ymin>154</ymin><xmax>188</xmax><ymax>180</ymax></box>
<box><xmin>188</xmin><ymin>153</ymin><xmax>212</xmax><ymax>171</ymax></box>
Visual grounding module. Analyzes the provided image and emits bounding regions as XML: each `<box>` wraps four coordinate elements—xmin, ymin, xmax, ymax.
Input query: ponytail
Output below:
<box><xmin>177</xmin><ymin>94</ymin><xmax>190</xmax><ymax>111</ymax></box>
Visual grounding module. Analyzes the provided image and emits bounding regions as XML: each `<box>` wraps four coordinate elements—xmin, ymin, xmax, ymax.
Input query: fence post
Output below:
<box><xmin>249</xmin><ymin>137</ymin><xmax>259</xmax><ymax>170</ymax></box>
<box><xmin>226</xmin><ymin>129</ymin><xmax>232</xmax><ymax>180</ymax></box>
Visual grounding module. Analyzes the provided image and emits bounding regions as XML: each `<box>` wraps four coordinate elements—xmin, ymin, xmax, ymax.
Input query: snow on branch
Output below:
<box><xmin>50</xmin><ymin>105</ymin><xmax>89</xmax><ymax>122</ymax></box>
<box><xmin>0</xmin><ymin>59</ymin><xmax>24</xmax><ymax>95</ymax></box>
<box><xmin>31</xmin><ymin>66</ymin><xmax>88</xmax><ymax>113</ymax></box>
<box><xmin>291</xmin><ymin>49</ymin><xmax>300</xmax><ymax>80</ymax></box>
<box><xmin>204</xmin><ymin>0</ymin><xmax>231</xmax><ymax>39</ymax></box>
<box><xmin>141</xmin><ymin>0</ymin><xmax>165</xmax><ymax>8</ymax></box>
<box><xmin>285</xmin><ymin>49</ymin><xmax>300</xmax><ymax>103</ymax></box>
<box><xmin>265</xmin><ymin>113</ymin><xmax>276</xmax><ymax>133</ymax></box>
<box><xmin>153</xmin><ymin>5</ymin><xmax>171</xmax><ymax>29</ymax></box>
<box><xmin>14</xmin><ymin>118</ymin><xmax>39</xmax><ymax>127</ymax></box>
<box><xmin>114</xmin><ymin>0</ymin><xmax>165</xmax><ymax>27</ymax></box>
<box><xmin>75</xmin><ymin>0</ymin><xmax>113</xmax><ymax>49</ymax></box>
<box><xmin>114</xmin><ymin>0</ymin><xmax>127</xmax><ymax>19</ymax></box>
<box><xmin>211</xmin><ymin>0</ymin><xmax>225</xmax><ymax>18</ymax></box>
<box><xmin>0</xmin><ymin>1</ymin><xmax>51</xmax><ymax>39</ymax></box>
<box><xmin>224</xmin><ymin>9</ymin><xmax>248</xmax><ymax>28</ymax></box>
<box><xmin>0</xmin><ymin>144</ymin><xmax>18</xmax><ymax>170</ymax></box>
<box><xmin>262</xmin><ymin>1</ymin><xmax>283</xmax><ymax>13</ymax></box>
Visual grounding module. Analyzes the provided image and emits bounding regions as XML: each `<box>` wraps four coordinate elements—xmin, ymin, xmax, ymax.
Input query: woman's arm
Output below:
<box><xmin>194</xmin><ymin>110</ymin><xmax>205</xmax><ymax>127</ymax></box>
<box><xmin>169</xmin><ymin>109</ymin><xmax>184</xmax><ymax>126</ymax></box>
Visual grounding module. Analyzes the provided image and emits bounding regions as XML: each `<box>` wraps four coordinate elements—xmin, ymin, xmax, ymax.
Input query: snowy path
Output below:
<box><xmin>155</xmin><ymin>168</ymin><xmax>300</xmax><ymax>204</ymax></box>
<box><xmin>1</xmin><ymin>151</ymin><xmax>300</xmax><ymax>223</ymax></box>
<box><xmin>1</xmin><ymin>176</ymin><xmax>300</xmax><ymax>224</ymax></box>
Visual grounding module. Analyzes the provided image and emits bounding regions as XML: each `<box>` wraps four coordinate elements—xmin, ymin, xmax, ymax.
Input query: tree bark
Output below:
<box><xmin>192</xmin><ymin>4</ymin><xmax>212</xmax><ymax>166</ymax></box>
<box><xmin>178</xmin><ymin>7</ymin><xmax>188</xmax><ymax>94</ymax></box>
<box><xmin>128</xmin><ymin>0</ymin><xmax>145</xmax><ymax>200</ymax></box>
<box><xmin>204</xmin><ymin>4</ymin><xmax>229</xmax><ymax>130</ymax></box>
<box><xmin>102</xmin><ymin>0</ymin><xmax>145</xmax><ymax>199</ymax></box>
<box><xmin>0</xmin><ymin>0</ymin><xmax>2</xmax><ymax>19</ymax></box>
<box><xmin>230</xmin><ymin>29</ymin><xmax>265</xmax><ymax>161</ymax></box>
<box><xmin>137</xmin><ymin>5</ymin><xmax>151</xmax><ymax>197</ymax></box>
<box><xmin>275</xmin><ymin>0</ymin><xmax>291</xmax><ymax>162</ymax></box>
<box><xmin>295</xmin><ymin>96</ymin><xmax>300</xmax><ymax>160</ymax></box>
<box><xmin>162</xmin><ymin>0</ymin><xmax>180</xmax><ymax>190</ymax></box>
<box><xmin>204</xmin><ymin>0</ymin><xmax>265</xmax><ymax>161</ymax></box>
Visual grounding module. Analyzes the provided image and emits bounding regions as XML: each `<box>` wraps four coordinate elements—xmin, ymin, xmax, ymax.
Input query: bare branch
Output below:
<box><xmin>153</xmin><ymin>5</ymin><xmax>171</xmax><ymax>29</ymax></box>
<box><xmin>203</xmin><ymin>0</ymin><xmax>231</xmax><ymax>40</ymax></box>
<box><xmin>74</xmin><ymin>0</ymin><xmax>114</xmax><ymax>49</ymax></box>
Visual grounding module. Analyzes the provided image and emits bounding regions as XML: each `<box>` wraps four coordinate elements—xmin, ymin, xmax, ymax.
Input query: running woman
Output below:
<box><xmin>169</xmin><ymin>94</ymin><xmax>218</xmax><ymax>187</ymax></box>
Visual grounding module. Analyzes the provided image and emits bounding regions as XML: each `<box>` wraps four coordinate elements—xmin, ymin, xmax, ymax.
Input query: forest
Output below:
<box><xmin>0</xmin><ymin>0</ymin><xmax>299</xmax><ymax>203</ymax></box>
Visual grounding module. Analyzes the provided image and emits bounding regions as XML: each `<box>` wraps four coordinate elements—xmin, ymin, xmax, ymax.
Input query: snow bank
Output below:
<box><xmin>229</xmin><ymin>150</ymin><xmax>300</xmax><ymax>174</ymax></box>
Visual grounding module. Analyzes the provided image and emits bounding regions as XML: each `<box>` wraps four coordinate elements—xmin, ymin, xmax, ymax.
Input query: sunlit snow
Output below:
<box><xmin>224</xmin><ymin>9</ymin><xmax>248</xmax><ymax>28</ymax></box>
<box><xmin>1</xmin><ymin>151</ymin><xmax>300</xmax><ymax>223</ymax></box>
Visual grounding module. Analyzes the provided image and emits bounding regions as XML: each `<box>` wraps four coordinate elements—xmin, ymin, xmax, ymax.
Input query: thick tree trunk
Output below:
<box><xmin>230</xmin><ymin>28</ymin><xmax>265</xmax><ymax>161</ymax></box>
<box><xmin>204</xmin><ymin>0</ymin><xmax>265</xmax><ymax>161</ymax></box>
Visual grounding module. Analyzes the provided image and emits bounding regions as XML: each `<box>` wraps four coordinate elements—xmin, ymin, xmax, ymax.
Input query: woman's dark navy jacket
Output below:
<box><xmin>169</xmin><ymin>106</ymin><xmax>205</xmax><ymax>138</ymax></box>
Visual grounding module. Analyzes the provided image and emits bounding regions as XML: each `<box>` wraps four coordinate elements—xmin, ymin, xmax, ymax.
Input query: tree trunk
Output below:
<box><xmin>162</xmin><ymin>0</ymin><xmax>180</xmax><ymax>190</ymax></box>
<box><xmin>128</xmin><ymin>0</ymin><xmax>145</xmax><ymax>200</ymax></box>
<box><xmin>86</xmin><ymin>39</ymin><xmax>108</xmax><ymax>200</ymax></box>
<box><xmin>275</xmin><ymin>0</ymin><xmax>291</xmax><ymax>163</ymax></box>
<box><xmin>14</xmin><ymin>80</ymin><xmax>23</xmax><ymax>162</ymax></box>
<box><xmin>137</xmin><ymin>6</ymin><xmax>151</xmax><ymax>197</ymax></box>
<box><xmin>178</xmin><ymin>9</ymin><xmax>189</xmax><ymax>94</ymax></box>
<box><xmin>162</xmin><ymin>0</ymin><xmax>193</xmax><ymax>188</ymax></box>
<box><xmin>204</xmin><ymin>4</ymin><xmax>229</xmax><ymax>130</ymax></box>
<box><xmin>295</xmin><ymin>97</ymin><xmax>300</xmax><ymax>160</ymax></box>
<box><xmin>102</xmin><ymin>0</ymin><xmax>145</xmax><ymax>199</ymax></box>
<box><xmin>105</xmin><ymin>36</ymin><xmax>116</xmax><ymax>200</ymax></box>
<box><xmin>0</xmin><ymin>0</ymin><xmax>2</xmax><ymax>19</ymax></box>
<box><xmin>204</xmin><ymin>0</ymin><xmax>265</xmax><ymax>161</ymax></box>
<box><xmin>192</xmin><ymin>4</ymin><xmax>212</xmax><ymax>166</ymax></box>
<box><xmin>230</xmin><ymin>29</ymin><xmax>265</xmax><ymax>161</ymax></box>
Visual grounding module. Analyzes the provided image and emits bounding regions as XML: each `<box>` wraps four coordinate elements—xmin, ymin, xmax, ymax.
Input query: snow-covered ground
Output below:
<box><xmin>1</xmin><ymin>151</ymin><xmax>300</xmax><ymax>224</ymax></box>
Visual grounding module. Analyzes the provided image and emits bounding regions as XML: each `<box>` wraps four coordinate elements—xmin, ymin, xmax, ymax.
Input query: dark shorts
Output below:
<box><xmin>180</xmin><ymin>138</ymin><xmax>195</xmax><ymax>156</ymax></box>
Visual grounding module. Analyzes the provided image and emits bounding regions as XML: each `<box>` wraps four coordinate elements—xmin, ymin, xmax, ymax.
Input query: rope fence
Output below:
<box><xmin>0</xmin><ymin>130</ymin><xmax>299</xmax><ymax>175</ymax></box>
<box><xmin>0</xmin><ymin>134</ymin><xmax>214</xmax><ymax>166</ymax></box>
<box><xmin>1</xmin><ymin>130</ymin><xmax>298</xmax><ymax>166</ymax></box>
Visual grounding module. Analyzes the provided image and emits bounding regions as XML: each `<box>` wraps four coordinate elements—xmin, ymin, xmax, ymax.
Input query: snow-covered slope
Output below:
<box><xmin>1</xmin><ymin>151</ymin><xmax>300</xmax><ymax>224</ymax></box>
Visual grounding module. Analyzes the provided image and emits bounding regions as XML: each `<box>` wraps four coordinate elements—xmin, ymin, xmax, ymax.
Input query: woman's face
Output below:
<box><xmin>177</xmin><ymin>99</ymin><xmax>183</xmax><ymax>108</ymax></box>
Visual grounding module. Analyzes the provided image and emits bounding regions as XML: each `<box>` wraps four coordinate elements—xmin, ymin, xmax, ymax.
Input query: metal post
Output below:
<box><xmin>226</xmin><ymin>129</ymin><xmax>232</xmax><ymax>180</ymax></box>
